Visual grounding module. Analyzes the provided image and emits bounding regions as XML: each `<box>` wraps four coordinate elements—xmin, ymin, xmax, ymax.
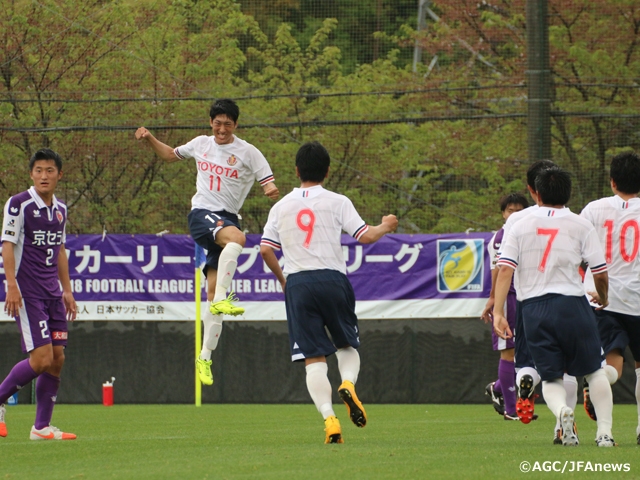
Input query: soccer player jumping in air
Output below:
<box><xmin>260</xmin><ymin>141</ymin><xmax>397</xmax><ymax>444</ymax></box>
<box><xmin>494</xmin><ymin>166</ymin><xmax>615</xmax><ymax>447</ymax></box>
<box><xmin>1</xmin><ymin>148</ymin><xmax>77</xmax><ymax>440</ymax></box>
<box><xmin>136</xmin><ymin>99</ymin><xmax>279</xmax><ymax>386</ymax></box>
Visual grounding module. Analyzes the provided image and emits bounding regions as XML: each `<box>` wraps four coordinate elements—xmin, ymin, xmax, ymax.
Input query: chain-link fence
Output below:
<box><xmin>1</xmin><ymin>0</ymin><xmax>638</xmax><ymax>235</ymax></box>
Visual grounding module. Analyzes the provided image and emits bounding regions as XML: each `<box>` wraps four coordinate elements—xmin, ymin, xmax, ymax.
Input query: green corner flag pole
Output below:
<box><xmin>195</xmin><ymin>245</ymin><xmax>205</xmax><ymax>407</ymax></box>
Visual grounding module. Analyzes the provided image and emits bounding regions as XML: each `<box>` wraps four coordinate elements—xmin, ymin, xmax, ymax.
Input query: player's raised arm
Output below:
<box><xmin>135</xmin><ymin>127</ymin><xmax>180</xmax><ymax>163</ymax></box>
<box><xmin>357</xmin><ymin>215</ymin><xmax>398</xmax><ymax>244</ymax></box>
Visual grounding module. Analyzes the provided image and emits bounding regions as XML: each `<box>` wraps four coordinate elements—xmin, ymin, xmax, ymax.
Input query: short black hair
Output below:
<box><xmin>610</xmin><ymin>151</ymin><xmax>640</xmax><ymax>195</ymax></box>
<box><xmin>29</xmin><ymin>148</ymin><xmax>62</xmax><ymax>172</ymax></box>
<box><xmin>499</xmin><ymin>193</ymin><xmax>529</xmax><ymax>212</ymax></box>
<box><xmin>526</xmin><ymin>159</ymin><xmax>556</xmax><ymax>189</ymax></box>
<box><xmin>296</xmin><ymin>141</ymin><xmax>330</xmax><ymax>183</ymax></box>
<box><xmin>535</xmin><ymin>166</ymin><xmax>572</xmax><ymax>206</ymax></box>
<box><xmin>209</xmin><ymin>98</ymin><xmax>239</xmax><ymax>123</ymax></box>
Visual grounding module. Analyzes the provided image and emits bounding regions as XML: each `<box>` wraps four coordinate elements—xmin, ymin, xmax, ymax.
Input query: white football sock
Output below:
<box><xmin>214</xmin><ymin>242</ymin><xmax>243</xmax><ymax>302</ymax></box>
<box><xmin>542</xmin><ymin>378</ymin><xmax>567</xmax><ymax>419</ymax></box>
<box><xmin>516</xmin><ymin>367</ymin><xmax>541</xmax><ymax>388</ymax></box>
<box><xmin>199</xmin><ymin>310</ymin><xmax>223</xmax><ymax>359</ymax></box>
<box><xmin>335</xmin><ymin>346</ymin><xmax>360</xmax><ymax>384</ymax></box>
<box><xmin>604</xmin><ymin>364</ymin><xmax>619</xmax><ymax>385</ymax></box>
<box><xmin>563</xmin><ymin>374</ymin><xmax>578</xmax><ymax>411</ymax></box>
<box><xmin>553</xmin><ymin>374</ymin><xmax>578</xmax><ymax>430</ymax></box>
<box><xmin>585</xmin><ymin>369</ymin><xmax>613</xmax><ymax>438</ymax></box>
<box><xmin>305</xmin><ymin>362</ymin><xmax>335</xmax><ymax>419</ymax></box>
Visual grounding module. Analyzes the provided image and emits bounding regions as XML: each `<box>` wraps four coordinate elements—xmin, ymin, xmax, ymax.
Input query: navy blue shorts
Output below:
<box><xmin>595</xmin><ymin>309</ymin><xmax>640</xmax><ymax>362</ymax></box>
<box><xmin>514</xmin><ymin>300</ymin><xmax>535</xmax><ymax>370</ymax></box>
<box><xmin>522</xmin><ymin>294</ymin><xmax>603</xmax><ymax>381</ymax></box>
<box><xmin>284</xmin><ymin>269</ymin><xmax>360</xmax><ymax>362</ymax></box>
<box><xmin>187</xmin><ymin>209</ymin><xmax>240</xmax><ymax>274</ymax></box>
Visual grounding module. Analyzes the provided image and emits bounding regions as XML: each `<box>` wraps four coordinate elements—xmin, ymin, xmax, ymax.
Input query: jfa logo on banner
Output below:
<box><xmin>437</xmin><ymin>239</ymin><xmax>484</xmax><ymax>292</ymax></box>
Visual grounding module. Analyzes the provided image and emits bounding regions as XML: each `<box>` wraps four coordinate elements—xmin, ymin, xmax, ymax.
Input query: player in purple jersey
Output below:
<box><xmin>481</xmin><ymin>193</ymin><xmax>528</xmax><ymax>420</ymax></box>
<box><xmin>136</xmin><ymin>99</ymin><xmax>279</xmax><ymax>386</ymax></box>
<box><xmin>0</xmin><ymin>149</ymin><xmax>77</xmax><ymax>440</ymax></box>
<box><xmin>494</xmin><ymin>167</ymin><xmax>615</xmax><ymax>447</ymax></box>
<box><xmin>260</xmin><ymin>142</ymin><xmax>397</xmax><ymax>443</ymax></box>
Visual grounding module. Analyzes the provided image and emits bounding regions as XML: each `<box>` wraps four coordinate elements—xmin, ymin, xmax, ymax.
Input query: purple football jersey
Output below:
<box><xmin>2</xmin><ymin>187</ymin><xmax>67</xmax><ymax>298</ymax></box>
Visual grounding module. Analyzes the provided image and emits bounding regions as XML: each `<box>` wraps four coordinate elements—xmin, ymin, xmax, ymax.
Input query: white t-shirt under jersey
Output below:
<box><xmin>175</xmin><ymin>135</ymin><xmax>274</xmax><ymax>213</ymax></box>
<box><xmin>497</xmin><ymin>206</ymin><xmax>607</xmax><ymax>301</ymax></box>
<box><xmin>261</xmin><ymin>185</ymin><xmax>369</xmax><ymax>275</ymax></box>
<box><xmin>581</xmin><ymin>195</ymin><xmax>640</xmax><ymax>315</ymax></box>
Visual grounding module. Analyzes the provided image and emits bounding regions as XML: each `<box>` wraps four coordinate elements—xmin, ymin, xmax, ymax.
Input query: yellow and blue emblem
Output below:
<box><xmin>437</xmin><ymin>239</ymin><xmax>484</xmax><ymax>292</ymax></box>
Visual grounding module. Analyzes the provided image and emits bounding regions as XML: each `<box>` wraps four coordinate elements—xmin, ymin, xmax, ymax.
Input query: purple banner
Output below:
<box><xmin>1</xmin><ymin>232</ymin><xmax>494</xmax><ymax>320</ymax></box>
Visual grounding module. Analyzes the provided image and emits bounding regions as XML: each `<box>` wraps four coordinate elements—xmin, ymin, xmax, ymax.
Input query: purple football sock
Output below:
<box><xmin>34</xmin><ymin>372</ymin><xmax>60</xmax><ymax>430</ymax></box>
<box><xmin>0</xmin><ymin>359</ymin><xmax>38</xmax><ymax>404</ymax></box>
<box><xmin>493</xmin><ymin>379</ymin><xmax>503</xmax><ymax>394</ymax></box>
<box><xmin>499</xmin><ymin>359</ymin><xmax>516</xmax><ymax>415</ymax></box>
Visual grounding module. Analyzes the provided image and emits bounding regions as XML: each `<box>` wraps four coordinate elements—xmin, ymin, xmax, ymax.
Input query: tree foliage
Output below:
<box><xmin>0</xmin><ymin>0</ymin><xmax>638</xmax><ymax>235</ymax></box>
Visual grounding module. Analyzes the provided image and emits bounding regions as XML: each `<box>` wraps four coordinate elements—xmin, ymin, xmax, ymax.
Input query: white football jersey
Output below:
<box><xmin>581</xmin><ymin>195</ymin><xmax>640</xmax><ymax>315</ymax></box>
<box><xmin>497</xmin><ymin>207</ymin><xmax>607</xmax><ymax>300</ymax></box>
<box><xmin>498</xmin><ymin>204</ymin><xmax>538</xmax><ymax>293</ymax></box>
<box><xmin>499</xmin><ymin>204</ymin><xmax>538</xmax><ymax>254</ymax></box>
<box><xmin>175</xmin><ymin>135</ymin><xmax>274</xmax><ymax>213</ymax></box>
<box><xmin>261</xmin><ymin>185</ymin><xmax>369</xmax><ymax>275</ymax></box>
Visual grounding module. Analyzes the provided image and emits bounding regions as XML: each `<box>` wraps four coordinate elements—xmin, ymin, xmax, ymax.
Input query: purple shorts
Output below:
<box><xmin>491</xmin><ymin>292</ymin><xmax>517</xmax><ymax>351</ymax></box>
<box><xmin>16</xmin><ymin>297</ymin><xmax>68</xmax><ymax>353</ymax></box>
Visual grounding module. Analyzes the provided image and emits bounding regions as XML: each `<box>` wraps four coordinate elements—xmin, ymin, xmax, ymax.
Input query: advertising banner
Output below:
<box><xmin>0</xmin><ymin>233</ymin><xmax>493</xmax><ymax>321</ymax></box>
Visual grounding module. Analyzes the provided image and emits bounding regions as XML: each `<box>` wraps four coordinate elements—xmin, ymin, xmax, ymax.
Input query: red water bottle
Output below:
<box><xmin>102</xmin><ymin>377</ymin><xmax>115</xmax><ymax>406</ymax></box>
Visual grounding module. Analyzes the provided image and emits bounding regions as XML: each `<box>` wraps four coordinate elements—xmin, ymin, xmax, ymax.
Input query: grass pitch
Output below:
<box><xmin>0</xmin><ymin>404</ymin><xmax>638</xmax><ymax>479</ymax></box>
